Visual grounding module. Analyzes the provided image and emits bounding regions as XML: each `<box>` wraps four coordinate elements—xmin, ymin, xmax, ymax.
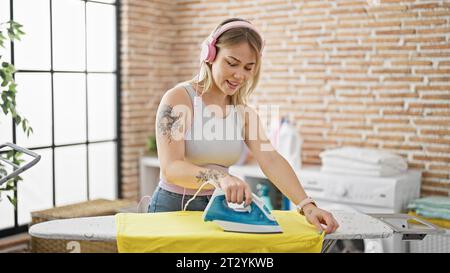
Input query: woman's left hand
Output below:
<box><xmin>302</xmin><ymin>204</ymin><xmax>340</xmax><ymax>234</ymax></box>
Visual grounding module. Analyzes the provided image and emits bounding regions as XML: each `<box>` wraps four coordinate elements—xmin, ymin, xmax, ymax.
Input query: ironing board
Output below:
<box><xmin>28</xmin><ymin>210</ymin><xmax>444</xmax><ymax>253</ymax></box>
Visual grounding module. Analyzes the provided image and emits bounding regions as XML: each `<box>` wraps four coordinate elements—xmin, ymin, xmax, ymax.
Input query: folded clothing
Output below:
<box><xmin>408</xmin><ymin>196</ymin><xmax>450</xmax><ymax>221</ymax></box>
<box><xmin>408</xmin><ymin>196</ymin><xmax>450</xmax><ymax>210</ymax></box>
<box><xmin>319</xmin><ymin>147</ymin><xmax>408</xmax><ymax>171</ymax></box>
<box><xmin>320</xmin><ymin>164</ymin><xmax>402</xmax><ymax>177</ymax></box>
<box><xmin>408</xmin><ymin>211</ymin><xmax>450</xmax><ymax>229</ymax></box>
<box><xmin>319</xmin><ymin>146</ymin><xmax>408</xmax><ymax>177</ymax></box>
<box><xmin>321</xmin><ymin>157</ymin><xmax>403</xmax><ymax>171</ymax></box>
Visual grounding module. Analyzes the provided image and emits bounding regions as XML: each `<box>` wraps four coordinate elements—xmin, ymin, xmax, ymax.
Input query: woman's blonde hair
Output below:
<box><xmin>190</xmin><ymin>18</ymin><xmax>263</xmax><ymax>106</ymax></box>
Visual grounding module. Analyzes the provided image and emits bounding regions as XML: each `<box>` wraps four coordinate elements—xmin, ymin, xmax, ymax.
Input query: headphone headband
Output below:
<box><xmin>211</xmin><ymin>21</ymin><xmax>264</xmax><ymax>47</ymax></box>
<box><xmin>200</xmin><ymin>20</ymin><xmax>265</xmax><ymax>64</ymax></box>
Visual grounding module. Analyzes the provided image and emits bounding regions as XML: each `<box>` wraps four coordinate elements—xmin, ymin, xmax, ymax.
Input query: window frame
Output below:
<box><xmin>0</xmin><ymin>0</ymin><xmax>122</xmax><ymax>238</ymax></box>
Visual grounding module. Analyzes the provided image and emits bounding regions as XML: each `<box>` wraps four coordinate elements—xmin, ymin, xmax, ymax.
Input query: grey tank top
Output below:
<box><xmin>182</xmin><ymin>83</ymin><xmax>244</xmax><ymax>168</ymax></box>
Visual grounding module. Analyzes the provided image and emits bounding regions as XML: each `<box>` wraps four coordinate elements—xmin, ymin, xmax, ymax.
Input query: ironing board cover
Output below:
<box><xmin>116</xmin><ymin>210</ymin><xmax>324</xmax><ymax>253</ymax></box>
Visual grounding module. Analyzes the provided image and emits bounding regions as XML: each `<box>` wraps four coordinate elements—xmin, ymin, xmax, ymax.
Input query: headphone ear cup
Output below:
<box><xmin>207</xmin><ymin>42</ymin><xmax>216</xmax><ymax>63</ymax></box>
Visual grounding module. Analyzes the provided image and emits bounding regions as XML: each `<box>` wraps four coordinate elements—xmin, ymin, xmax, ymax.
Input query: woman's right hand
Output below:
<box><xmin>218</xmin><ymin>175</ymin><xmax>253</xmax><ymax>206</ymax></box>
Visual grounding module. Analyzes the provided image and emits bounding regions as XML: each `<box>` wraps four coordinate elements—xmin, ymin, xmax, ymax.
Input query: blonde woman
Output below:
<box><xmin>151</xmin><ymin>18</ymin><xmax>339</xmax><ymax>234</ymax></box>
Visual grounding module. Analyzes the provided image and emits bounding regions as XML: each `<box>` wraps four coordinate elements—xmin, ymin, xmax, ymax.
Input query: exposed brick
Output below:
<box><xmin>420</xmin><ymin>129</ymin><xmax>450</xmax><ymax>136</ymax></box>
<box><xmin>377</xmin><ymin>11</ymin><xmax>418</xmax><ymax>19</ymax></box>
<box><xmin>379</xmin><ymin>92</ymin><xmax>418</xmax><ymax>99</ymax></box>
<box><xmin>330</xmin><ymin>8</ymin><xmax>368</xmax><ymax>15</ymax></box>
<box><xmin>409</xmin><ymin>3</ymin><xmax>441</xmax><ymax>9</ymax></box>
<box><xmin>376</xmin><ymin>45</ymin><xmax>416</xmax><ymax>51</ymax></box>
<box><xmin>391</xmin><ymin>60</ymin><xmax>432</xmax><ymax>66</ymax></box>
<box><xmin>408</xmin><ymin>162</ymin><xmax>426</xmax><ymax>169</ymax></box>
<box><xmin>437</xmin><ymin>59</ymin><xmax>450</xmax><ymax>66</ymax></box>
<box><xmin>425</xmin><ymin>109</ymin><xmax>450</xmax><ymax>118</ymax></box>
<box><xmin>368</xmin><ymin>5</ymin><xmax>408</xmax><ymax>12</ymax></box>
<box><xmin>404</xmin><ymin>36</ymin><xmax>446</xmax><ymax>44</ymax></box>
<box><xmin>367</xmin><ymin>135</ymin><xmax>405</xmax><ymax>142</ymax></box>
<box><xmin>429</xmin><ymin>165</ymin><xmax>450</xmax><ymax>172</ymax></box>
<box><xmin>404</xmin><ymin>19</ymin><xmax>446</xmax><ymax>26</ymax></box>
<box><xmin>421</xmin><ymin>93</ymin><xmax>450</xmax><ymax>100</ymax></box>
<box><xmin>364</xmin><ymin>21</ymin><xmax>402</xmax><ymax>28</ymax></box>
<box><xmin>415</xmin><ymin>85</ymin><xmax>450</xmax><ymax>91</ymax></box>
<box><xmin>372</xmin><ymin>68</ymin><xmax>411</xmax><ymax>74</ymax></box>
<box><xmin>416</xmin><ymin>27</ymin><xmax>450</xmax><ymax>35</ymax></box>
<box><xmin>362</xmin><ymin>37</ymin><xmax>399</xmax><ymax>44</ymax></box>
<box><xmin>415</xmin><ymin>52</ymin><xmax>450</xmax><ymax>58</ymax></box>
<box><xmin>421</xmin><ymin>44</ymin><xmax>450</xmax><ymax>50</ymax></box>
<box><xmin>421</xmin><ymin>10</ymin><xmax>450</xmax><ymax>17</ymax></box>
<box><xmin>121</xmin><ymin>0</ymin><xmax>450</xmax><ymax>199</ymax></box>
<box><xmin>413</xmin><ymin>119</ymin><xmax>450</xmax><ymax>126</ymax></box>
<box><xmin>336</xmin><ymin>125</ymin><xmax>373</xmax><ymax>130</ymax></box>
<box><xmin>415</xmin><ymin>69</ymin><xmax>450</xmax><ymax>74</ymax></box>
<box><xmin>383</xmin><ymin>109</ymin><xmax>423</xmax><ymax>116</ymax></box>
<box><xmin>376</xmin><ymin>29</ymin><xmax>416</xmax><ymax>35</ymax></box>
<box><xmin>420</xmin><ymin>189</ymin><xmax>449</xmax><ymax>197</ymax></box>
<box><xmin>371</xmin><ymin>118</ymin><xmax>410</xmax><ymax>124</ymax></box>
<box><xmin>422</xmin><ymin>181</ymin><xmax>450</xmax><ymax>189</ymax></box>
<box><xmin>366</xmin><ymin>101</ymin><xmax>404</xmax><ymax>107</ymax></box>
<box><xmin>381</xmin><ymin>144</ymin><xmax>422</xmax><ymax>151</ymax></box>
<box><xmin>384</xmin><ymin>76</ymin><xmax>423</xmax><ymax>82</ymax></box>
<box><xmin>428</xmin><ymin>77</ymin><xmax>450</xmax><ymax>83</ymax></box>
<box><xmin>339</xmin><ymin>141</ymin><xmax>379</xmax><ymax>148</ymax></box>
<box><xmin>408</xmin><ymin>102</ymin><xmax>450</xmax><ymax>109</ymax></box>
<box><xmin>409</xmin><ymin>137</ymin><xmax>450</xmax><ymax>146</ymax></box>
<box><xmin>327</xmin><ymin>132</ymin><xmax>363</xmax><ymax>139</ymax></box>
<box><xmin>426</xmin><ymin>147</ymin><xmax>450</xmax><ymax>154</ymax></box>
<box><xmin>413</xmin><ymin>155</ymin><xmax>450</xmax><ymax>164</ymax></box>
<box><xmin>422</xmin><ymin>171</ymin><xmax>448</xmax><ymax>179</ymax></box>
<box><xmin>378</xmin><ymin>127</ymin><xmax>416</xmax><ymax>133</ymax></box>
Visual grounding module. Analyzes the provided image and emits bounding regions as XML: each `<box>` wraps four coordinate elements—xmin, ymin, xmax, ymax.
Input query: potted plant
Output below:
<box><xmin>146</xmin><ymin>135</ymin><xmax>157</xmax><ymax>156</ymax></box>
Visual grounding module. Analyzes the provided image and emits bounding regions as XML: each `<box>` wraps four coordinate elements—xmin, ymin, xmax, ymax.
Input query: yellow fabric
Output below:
<box><xmin>116</xmin><ymin>210</ymin><xmax>324</xmax><ymax>253</ymax></box>
<box><xmin>408</xmin><ymin>211</ymin><xmax>450</xmax><ymax>229</ymax></box>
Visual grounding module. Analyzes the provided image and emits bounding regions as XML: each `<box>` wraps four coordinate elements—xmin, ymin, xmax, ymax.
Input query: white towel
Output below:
<box><xmin>320</xmin><ymin>165</ymin><xmax>402</xmax><ymax>177</ymax></box>
<box><xmin>319</xmin><ymin>146</ymin><xmax>408</xmax><ymax>171</ymax></box>
<box><xmin>321</xmin><ymin>157</ymin><xmax>405</xmax><ymax>171</ymax></box>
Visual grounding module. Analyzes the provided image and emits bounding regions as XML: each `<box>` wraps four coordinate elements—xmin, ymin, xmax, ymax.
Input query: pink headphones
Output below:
<box><xmin>199</xmin><ymin>20</ymin><xmax>265</xmax><ymax>64</ymax></box>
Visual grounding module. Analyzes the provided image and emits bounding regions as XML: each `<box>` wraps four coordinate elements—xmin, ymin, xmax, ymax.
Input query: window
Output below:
<box><xmin>0</xmin><ymin>0</ymin><xmax>120</xmax><ymax>237</ymax></box>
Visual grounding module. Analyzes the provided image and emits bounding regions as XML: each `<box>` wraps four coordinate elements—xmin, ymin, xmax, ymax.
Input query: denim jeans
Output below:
<box><xmin>148</xmin><ymin>186</ymin><xmax>212</xmax><ymax>213</ymax></box>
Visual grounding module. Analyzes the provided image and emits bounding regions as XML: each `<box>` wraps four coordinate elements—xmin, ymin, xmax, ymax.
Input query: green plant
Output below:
<box><xmin>0</xmin><ymin>21</ymin><xmax>31</xmax><ymax>135</ymax></box>
<box><xmin>0</xmin><ymin>20</ymin><xmax>32</xmax><ymax>206</ymax></box>
<box><xmin>0</xmin><ymin>151</ymin><xmax>25</xmax><ymax>206</ymax></box>
<box><xmin>146</xmin><ymin>135</ymin><xmax>157</xmax><ymax>154</ymax></box>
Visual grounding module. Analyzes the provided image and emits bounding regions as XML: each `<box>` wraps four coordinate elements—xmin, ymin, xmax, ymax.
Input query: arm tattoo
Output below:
<box><xmin>195</xmin><ymin>169</ymin><xmax>227</xmax><ymax>184</ymax></box>
<box><xmin>157</xmin><ymin>104</ymin><xmax>183</xmax><ymax>143</ymax></box>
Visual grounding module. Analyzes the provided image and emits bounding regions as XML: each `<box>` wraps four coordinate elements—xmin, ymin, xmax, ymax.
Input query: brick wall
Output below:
<box><xmin>120</xmin><ymin>0</ymin><xmax>177</xmax><ymax>199</ymax></box>
<box><xmin>121</xmin><ymin>0</ymin><xmax>450</xmax><ymax>200</ymax></box>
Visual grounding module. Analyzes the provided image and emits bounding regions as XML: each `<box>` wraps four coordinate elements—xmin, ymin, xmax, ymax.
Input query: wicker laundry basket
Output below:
<box><xmin>409</xmin><ymin>230</ymin><xmax>450</xmax><ymax>253</ymax></box>
<box><xmin>30</xmin><ymin>199</ymin><xmax>136</xmax><ymax>253</ymax></box>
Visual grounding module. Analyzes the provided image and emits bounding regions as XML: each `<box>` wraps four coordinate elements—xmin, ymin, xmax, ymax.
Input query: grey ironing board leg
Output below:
<box><xmin>321</xmin><ymin>239</ymin><xmax>337</xmax><ymax>253</ymax></box>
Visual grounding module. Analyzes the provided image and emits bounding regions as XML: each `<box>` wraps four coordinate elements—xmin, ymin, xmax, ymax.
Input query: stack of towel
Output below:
<box><xmin>408</xmin><ymin>196</ymin><xmax>450</xmax><ymax>229</ymax></box>
<box><xmin>408</xmin><ymin>196</ymin><xmax>450</xmax><ymax>221</ymax></box>
<box><xmin>319</xmin><ymin>146</ymin><xmax>408</xmax><ymax>177</ymax></box>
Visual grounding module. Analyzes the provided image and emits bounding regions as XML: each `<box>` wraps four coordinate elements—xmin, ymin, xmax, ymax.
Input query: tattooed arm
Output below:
<box><xmin>157</xmin><ymin>104</ymin><xmax>183</xmax><ymax>144</ymax></box>
<box><xmin>155</xmin><ymin>86</ymin><xmax>253</xmax><ymax>204</ymax></box>
<box><xmin>195</xmin><ymin>169</ymin><xmax>227</xmax><ymax>186</ymax></box>
<box><xmin>155</xmin><ymin>87</ymin><xmax>220</xmax><ymax>190</ymax></box>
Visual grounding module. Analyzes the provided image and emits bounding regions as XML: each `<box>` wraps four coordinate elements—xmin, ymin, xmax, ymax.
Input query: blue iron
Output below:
<box><xmin>202</xmin><ymin>187</ymin><xmax>283</xmax><ymax>233</ymax></box>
